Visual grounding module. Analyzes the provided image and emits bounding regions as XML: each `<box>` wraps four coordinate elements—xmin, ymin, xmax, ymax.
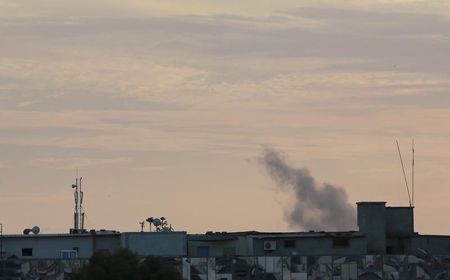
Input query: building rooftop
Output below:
<box><xmin>188</xmin><ymin>230</ymin><xmax>364</xmax><ymax>241</ymax></box>
<box><xmin>357</xmin><ymin>201</ymin><xmax>387</xmax><ymax>205</ymax></box>
<box><xmin>3</xmin><ymin>231</ymin><xmax>120</xmax><ymax>239</ymax></box>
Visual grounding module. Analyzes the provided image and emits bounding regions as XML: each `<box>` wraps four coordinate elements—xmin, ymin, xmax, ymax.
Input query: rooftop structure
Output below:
<box><xmin>0</xmin><ymin>200</ymin><xmax>449</xmax><ymax>279</ymax></box>
<box><xmin>0</xmin><ymin>201</ymin><xmax>448</xmax><ymax>260</ymax></box>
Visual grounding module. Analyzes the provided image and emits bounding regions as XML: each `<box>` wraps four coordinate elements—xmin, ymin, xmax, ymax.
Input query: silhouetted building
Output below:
<box><xmin>0</xmin><ymin>202</ymin><xmax>448</xmax><ymax>259</ymax></box>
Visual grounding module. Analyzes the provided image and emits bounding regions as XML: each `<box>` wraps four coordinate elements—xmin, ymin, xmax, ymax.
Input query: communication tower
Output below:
<box><xmin>70</xmin><ymin>176</ymin><xmax>86</xmax><ymax>234</ymax></box>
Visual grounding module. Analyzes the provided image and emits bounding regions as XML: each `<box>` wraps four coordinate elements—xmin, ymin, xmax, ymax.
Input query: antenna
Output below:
<box><xmin>146</xmin><ymin>217</ymin><xmax>154</xmax><ymax>232</ymax></box>
<box><xmin>71</xmin><ymin>174</ymin><xmax>86</xmax><ymax>233</ymax></box>
<box><xmin>412</xmin><ymin>139</ymin><xmax>415</xmax><ymax>207</ymax></box>
<box><xmin>80</xmin><ymin>177</ymin><xmax>84</xmax><ymax>231</ymax></box>
<box><xmin>396</xmin><ymin>140</ymin><xmax>412</xmax><ymax>207</ymax></box>
<box><xmin>73</xmin><ymin>176</ymin><xmax>79</xmax><ymax>231</ymax></box>
<box><xmin>145</xmin><ymin>216</ymin><xmax>174</xmax><ymax>232</ymax></box>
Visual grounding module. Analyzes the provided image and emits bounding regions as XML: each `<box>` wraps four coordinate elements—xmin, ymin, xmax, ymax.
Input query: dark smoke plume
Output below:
<box><xmin>261</xmin><ymin>148</ymin><xmax>356</xmax><ymax>231</ymax></box>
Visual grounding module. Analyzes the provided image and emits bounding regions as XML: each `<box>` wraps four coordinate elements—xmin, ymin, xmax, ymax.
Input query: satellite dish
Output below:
<box><xmin>23</xmin><ymin>229</ymin><xmax>31</xmax><ymax>235</ymax></box>
<box><xmin>31</xmin><ymin>226</ymin><xmax>40</xmax><ymax>235</ymax></box>
<box><xmin>152</xmin><ymin>218</ymin><xmax>161</xmax><ymax>227</ymax></box>
<box><xmin>162</xmin><ymin>226</ymin><xmax>171</xmax><ymax>232</ymax></box>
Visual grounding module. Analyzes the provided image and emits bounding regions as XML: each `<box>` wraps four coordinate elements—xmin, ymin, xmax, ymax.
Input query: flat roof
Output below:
<box><xmin>188</xmin><ymin>234</ymin><xmax>238</xmax><ymax>241</ymax></box>
<box><xmin>356</xmin><ymin>201</ymin><xmax>387</xmax><ymax>205</ymax></box>
<box><xmin>413</xmin><ymin>234</ymin><xmax>450</xmax><ymax>238</ymax></box>
<box><xmin>3</xmin><ymin>232</ymin><xmax>120</xmax><ymax>239</ymax></box>
<box><xmin>386</xmin><ymin>206</ymin><xmax>414</xmax><ymax>209</ymax></box>
<box><xmin>189</xmin><ymin>231</ymin><xmax>364</xmax><ymax>240</ymax></box>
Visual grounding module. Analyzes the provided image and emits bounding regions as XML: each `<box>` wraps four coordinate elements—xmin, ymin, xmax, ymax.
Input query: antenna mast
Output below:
<box><xmin>396</xmin><ymin>140</ymin><xmax>412</xmax><ymax>207</ymax></box>
<box><xmin>412</xmin><ymin>139</ymin><xmax>415</xmax><ymax>207</ymax></box>
<box><xmin>71</xmin><ymin>174</ymin><xmax>85</xmax><ymax>233</ymax></box>
<box><xmin>80</xmin><ymin>177</ymin><xmax>85</xmax><ymax>231</ymax></box>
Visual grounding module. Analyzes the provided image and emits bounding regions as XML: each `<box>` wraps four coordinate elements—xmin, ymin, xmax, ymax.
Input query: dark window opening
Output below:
<box><xmin>197</xmin><ymin>246</ymin><xmax>209</xmax><ymax>257</ymax></box>
<box><xmin>22</xmin><ymin>248</ymin><xmax>33</xmax><ymax>257</ymax></box>
<box><xmin>333</xmin><ymin>237</ymin><xmax>350</xmax><ymax>248</ymax></box>
<box><xmin>386</xmin><ymin>246</ymin><xmax>393</xmax><ymax>254</ymax></box>
<box><xmin>72</xmin><ymin>247</ymin><xmax>79</xmax><ymax>252</ymax></box>
<box><xmin>284</xmin><ymin>240</ymin><xmax>296</xmax><ymax>248</ymax></box>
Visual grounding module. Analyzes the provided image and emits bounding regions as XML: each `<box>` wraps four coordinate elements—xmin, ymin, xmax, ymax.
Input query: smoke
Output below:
<box><xmin>261</xmin><ymin>148</ymin><xmax>356</xmax><ymax>231</ymax></box>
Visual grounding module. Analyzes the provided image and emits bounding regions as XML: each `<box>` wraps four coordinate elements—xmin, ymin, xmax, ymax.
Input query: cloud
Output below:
<box><xmin>0</xmin><ymin>193</ymin><xmax>68</xmax><ymax>202</ymax></box>
<box><xmin>0</xmin><ymin>9</ymin><xmax>448</xmax><ymax>162</ymax></box>
<box><xmin>0</xmin><ymin>1</ymin><xmax>450</xmax><ymax>235</ymax></box>
<box><xmin>1</xmin><ymin>6</ymin><xmax>449</xmax><ymax>114</ymax></box>
<box><xmin>29</xmin><ymin>156</ymin><xmax>131</xmax><ymax>170</ymax></box>
<box><xmin>136</xmin><ymin>165</ymin><xmax>168</xmax><ymax>172</ymax></box>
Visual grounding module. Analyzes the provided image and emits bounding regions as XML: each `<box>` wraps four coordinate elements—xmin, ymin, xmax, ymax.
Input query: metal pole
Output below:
<box><xmin>396</xmin><ymin>140</ymin><xmax>412</xmax><ymax>207</ymax></box>
<box><xmin>1</xmin><ymin>223</ymin><xmax>3</xmax><ymax>280</ymax></box>
<box><xmin>412</xmin><ymin>139</ymin><xmax>415</xmax><ymax>207</ymax></box>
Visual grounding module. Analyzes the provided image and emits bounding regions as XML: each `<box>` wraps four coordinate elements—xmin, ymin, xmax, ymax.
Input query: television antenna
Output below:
<box><xmin>396</xmin><ymin>140</ymin><xmax>413</xmax><ymax>207</ymax></box>
<box><xmin>412</xmin><ymin>139</ymin><xmax>415</xmax><ymax>206</ymax></box>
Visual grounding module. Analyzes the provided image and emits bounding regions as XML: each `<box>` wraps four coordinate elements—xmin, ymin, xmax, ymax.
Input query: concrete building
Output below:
<box><xmin>188</xmin><ymin>231</ymin><xmax>367</xmax><ymax>257</ymax></box>
<box><xmin>0</xmin><ymin>201</ymin><xmax>449</xmax><ymax>279</ymax></box>
<box><xmin>0</xmin><ymin>231</ymin><xmax>188</xmax><ymax>260</ymax></box>
<box><xmin>0</xmin><ymin>201</ymin><xmax>449</xmax><ymax>260</ymax></box>
<box><xmin>121</xmin><ymin>231</ymin><xmax>187</xmax><ymax>256</ymax></box>
<box><xmin>188</xmin><ymin>232</ymin><xmax>252</xmax><ymax>257</ymax></box>
<box><xmin>0</xmin><ymin>231</ymin><xmax>120</xmax><ymax>260</ymax></box>
<box><xmin>187</xmin><ymin>202</ymin><xmax>450</xmax><ymax>258</ymax></box>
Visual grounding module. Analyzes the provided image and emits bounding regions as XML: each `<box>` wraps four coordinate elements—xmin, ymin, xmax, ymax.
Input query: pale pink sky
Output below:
<box><xmin>0</xmin><ymin>0</ymin><xmax>450</xmax><ymax>234</ymax></box>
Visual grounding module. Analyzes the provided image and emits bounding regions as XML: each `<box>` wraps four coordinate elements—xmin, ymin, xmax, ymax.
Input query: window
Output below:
<box><xmin>284</xmin><ymin>240</ymin><xmax>296</xmax><ymax>248</ymax></box>
<box><xmin>22</xmin><ymin>248</ymin><xmax>33</xmax><ymax>257</ymax></box>
<box><xmin>61</xmin><ymin>250</ymin><xmax>78</xmax><ymax>259</ymax></box>
<box><xmin>386</xmin><ymin>246</ymin><xmax>393</xmax><ymax>254</ymax></box>
<box><xmin>332</xmin><ymin>237</ymin><xmax>350</xmax><ymax>248</ymax></box>
<box><xmin>196</xmin><ymin>246</ymin><xmax>209</xmax><ymax>257</ymax></box>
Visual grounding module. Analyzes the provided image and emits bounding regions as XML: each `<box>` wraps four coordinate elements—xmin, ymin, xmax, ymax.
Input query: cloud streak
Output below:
<box><xmin>1</xmin><ymin>1</ymin><xmax>450</xmax><ymax>234</ymax></box>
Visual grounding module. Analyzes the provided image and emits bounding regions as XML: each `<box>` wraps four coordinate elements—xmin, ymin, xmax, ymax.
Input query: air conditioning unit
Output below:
<box><xmin>263</xmin><ymin>241</ymin><xmax>277</xmax><ymax>251</ymax></box>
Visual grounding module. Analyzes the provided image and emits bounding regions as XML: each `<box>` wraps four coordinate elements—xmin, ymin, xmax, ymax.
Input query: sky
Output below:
<box><xmin>1</xmin><ymin>0</ymin><xmax>450</xmax><ymax>234</ymax></box>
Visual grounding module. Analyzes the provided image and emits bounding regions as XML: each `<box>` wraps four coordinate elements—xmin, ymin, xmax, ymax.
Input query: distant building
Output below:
<box><xmin>0</xmin><ymin>201</ymin><xmax>449</xmax><ymax>260</ymax></box>
<box><xmin>121</xmin><ymin>231</ymin><xmax>187</xmax><ymax>257</ymax></box>
<box><xmin>187</xmin><ymin>202</ymin><xmax>450</xmax><ymax>257</ymax></box>
<box><xmin>0</xmin><ymin>231</ymin><xmax>120</xmax><ymax>260</ymax></box>
<box><xmin>0</xmin><ymin>201</ymin><xmax>449</xmax><ymax>279</ymax></box>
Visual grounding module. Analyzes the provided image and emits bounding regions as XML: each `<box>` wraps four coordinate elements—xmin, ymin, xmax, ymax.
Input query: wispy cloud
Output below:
<box><xmin>30</xmin><ymin>156</ymin><xmax>131</xmax><ymax>170</ymax></box>
<box><xmin>1</xmin><ymin>7</ymin><xmax>449</xmax><ymax>114</ymax></box>
<box><xmin>1</xmin><ymin>0</ymin><xmax>450</xmax><ymax>234</ymax></box>
<box><xmin>136</xmin><ymin>165</ymin><xmax>169</xmax><ymax>172</ymax></box>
